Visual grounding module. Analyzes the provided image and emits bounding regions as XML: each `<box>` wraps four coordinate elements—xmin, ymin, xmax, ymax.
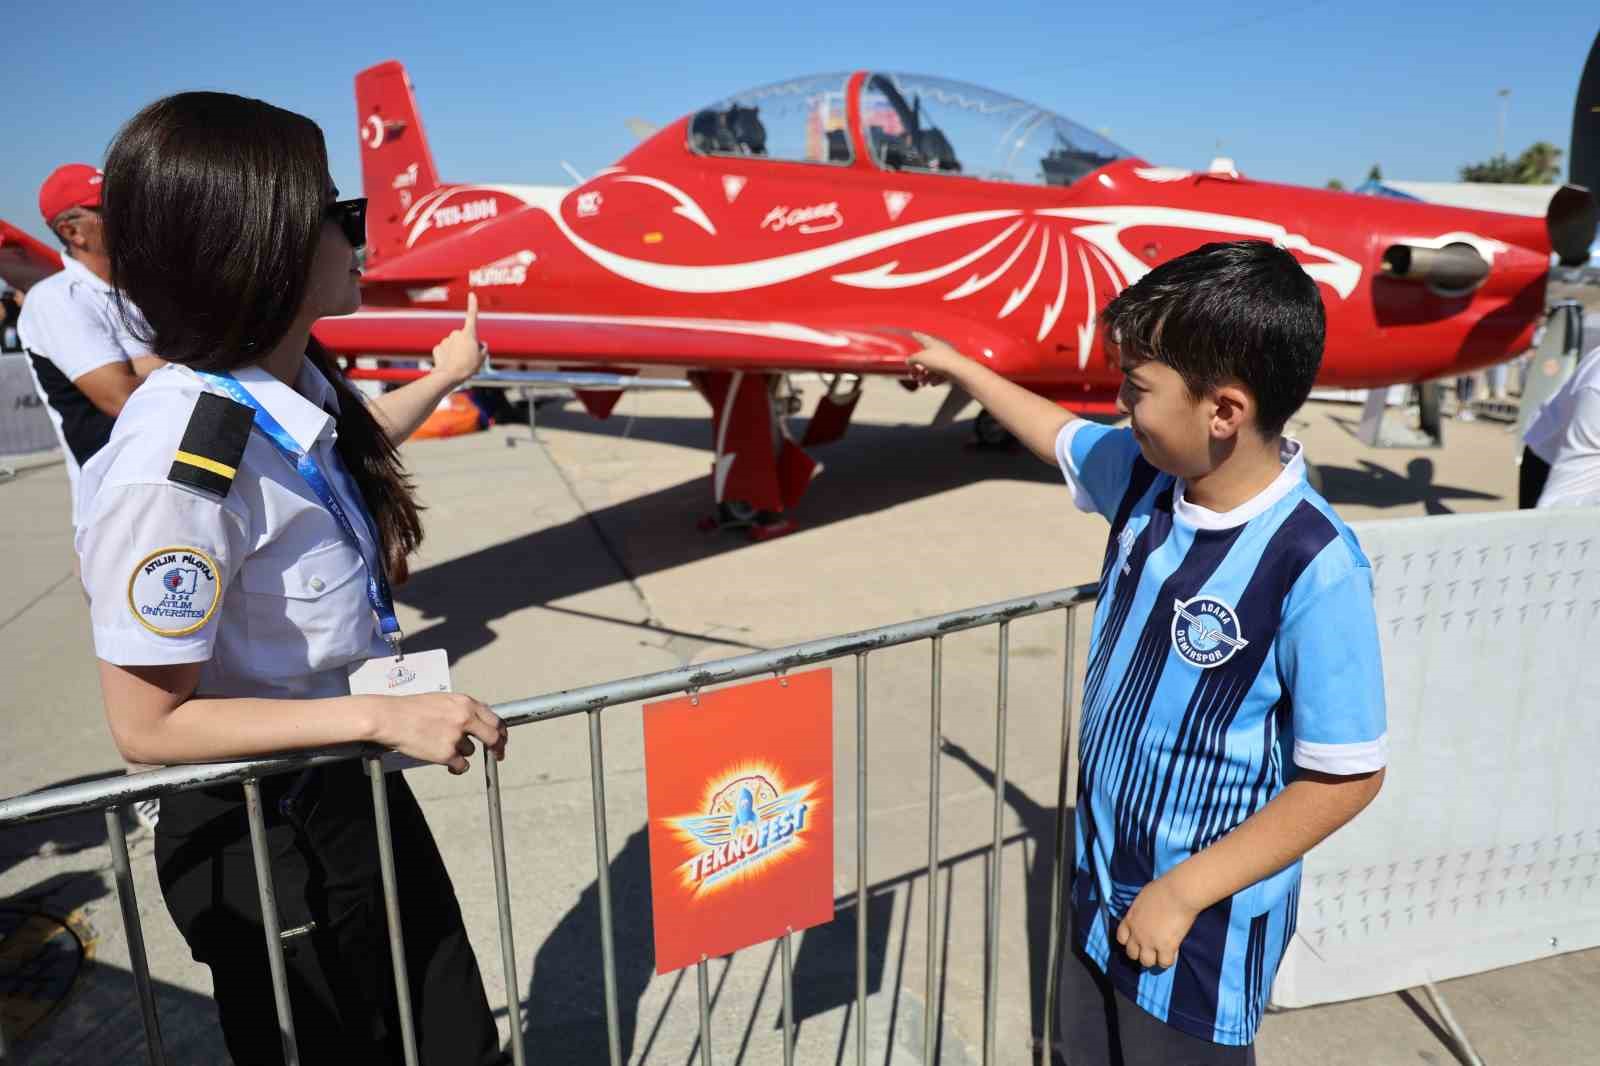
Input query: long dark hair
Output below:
<box><xmin>103</xmin><ymin>92</ymin><xmax>423</xmax><ymax>580</ymax></box>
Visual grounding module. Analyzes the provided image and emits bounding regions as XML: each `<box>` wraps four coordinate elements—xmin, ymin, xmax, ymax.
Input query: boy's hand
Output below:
<box><xmin>1116</xmin><ymin>875</ymin><xmax>1201</xmax><ymax>969</ymax></box>
<box><xmin>906</xmin><ymin>331</ymin><xmax>968</xmax><ymax>385</ymax></box>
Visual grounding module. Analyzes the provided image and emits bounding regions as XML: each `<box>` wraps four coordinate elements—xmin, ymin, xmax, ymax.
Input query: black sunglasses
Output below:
<box><xmin>326</xmin><ymin>197</ymin><xmax>367</xmax><ymax>249</ymax></box>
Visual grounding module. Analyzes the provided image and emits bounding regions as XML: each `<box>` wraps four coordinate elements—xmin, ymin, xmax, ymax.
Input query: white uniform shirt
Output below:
<box><xmin>17</xmin><ymin>255</ymin><xmax>153</xmax><ymax>521</ymax></box>
<box><xmin>1523</xmin><ymin>344</ymin><xmax>1600</xmax><ymax>508</ymax></box>
<box><xmin>76</xmin><ymin>359</ymin><xmax>390</xmax><ymax>699</ymax></box>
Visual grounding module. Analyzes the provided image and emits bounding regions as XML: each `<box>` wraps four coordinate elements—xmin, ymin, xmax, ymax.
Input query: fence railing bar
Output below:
<box><xmin>780</xmin><ymin>930</ymin><xmax>796</xmax><ymax>1066</ymax></box>
<box><xmin>983</xmin><ymin>621</ymin><xmax>1010</xmax><ymax>1066</ymax></box>
<box><xmin>924</xmin><ymin>635</ymin><xmax>944</xmax><ymax>1064</ymax></box>
<box><xmin>1422</xmin><ymin>981</ymin><xmax>1487</xmax><ymax>1066</ymax></box>
<box><xmin>242</xmin><ymin>778</ymin><xmax>300</xmax><ymax>1066</ymax></box>
<box><xmin>588</xmin><ymin>709</ymin><xmax>624</xmax><ymax>1066</ymax></box>
<box><xmin>856</xmin><ymin>650</ymin><xmax>869</xmax><ymax>1066</ymax></box>
<box><xmin>1042</xmin><ymin>605</ymin><xmax>1078</xmax><ymax>1064</ymax></box>
<box><xmin>483</xmin><ymin>748</ymin><xmax>527</xmax><ymax>1066</ymax></box>
<box><xmin>367</xmin><ymin>758</ymin><xmax>420</xmax><ymax>1066</ymax></box>
<box><xmin>104</xmin><ymin>807</ymin><xmax>167</xmax><ymax>1066</ymax></box>
<box><xmin>0</xmin><ymin>586</ymin><xmax>1098</xmax><ymax>828</ymax></box>
<box><xmin>697</xmin><ymin>957</ymin><xmax>715</xmax><ymax>1066</ymax></box>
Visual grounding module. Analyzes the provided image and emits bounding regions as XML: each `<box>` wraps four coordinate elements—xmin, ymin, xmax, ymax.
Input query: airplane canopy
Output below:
<box><xmin>690</xmin><ymin>72</ymin><xmax>1132</xmax><ymax>189</ymax></box>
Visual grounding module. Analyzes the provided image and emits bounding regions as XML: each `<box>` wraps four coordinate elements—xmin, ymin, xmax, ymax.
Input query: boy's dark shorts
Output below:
<box><xmin>1056</xmin><ymin>938</ymin><xmax>1255</xmax><ymax>1066</ymax></box>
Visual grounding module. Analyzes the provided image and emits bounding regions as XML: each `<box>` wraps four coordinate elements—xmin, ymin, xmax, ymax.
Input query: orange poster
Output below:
<box><xmin>642</xmin><ymin>669</ymin><xmax>834</xmax><ymax>974</ymax></box>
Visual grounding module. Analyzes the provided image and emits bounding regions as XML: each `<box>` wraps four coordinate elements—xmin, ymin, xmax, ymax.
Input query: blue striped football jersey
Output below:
<box><xmin>1056</xmin><ymin>420</ymin><xmax>1387</xmax><ymax>1046</ymax></box>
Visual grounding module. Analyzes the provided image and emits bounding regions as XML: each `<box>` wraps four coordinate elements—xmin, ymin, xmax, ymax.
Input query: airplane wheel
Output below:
<box><xmin>974</xmin><ymin>410</ymin><xmax>1015</xmax><ymax>448</ymax></box>
<box><xmin>718</xmin><ymin>500</ymin><xmax>758</xmax><ymax>527</ymax></box>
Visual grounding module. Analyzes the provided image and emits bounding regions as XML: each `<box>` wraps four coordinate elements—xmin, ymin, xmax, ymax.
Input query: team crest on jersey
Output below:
<box><xmin>1171</xmin><ymin>595</ymin><xmax>1249</xmax><ymax>668</ymax></box>
<box><xmin>128</xmin><ymin>546</ymin><xmax>221</xmax><ymax>637</ymax></box>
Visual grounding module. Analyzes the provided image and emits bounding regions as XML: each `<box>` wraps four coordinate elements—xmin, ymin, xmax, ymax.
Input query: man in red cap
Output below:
<box><xmin>18</xmin><ymin>163</ymin><xmax>163</xmax><ymax>522</ymax></box>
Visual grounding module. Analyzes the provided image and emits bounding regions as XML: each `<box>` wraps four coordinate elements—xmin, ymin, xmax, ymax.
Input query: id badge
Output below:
<box><xmin>347</xmin><ymin>649</ymin><xmax>453</xmax><ymax>772</ymax></box>
<box><xmin>347</xmin><ymin>648</ymin><xmax>452</xmax><ymax>696</ymax></box>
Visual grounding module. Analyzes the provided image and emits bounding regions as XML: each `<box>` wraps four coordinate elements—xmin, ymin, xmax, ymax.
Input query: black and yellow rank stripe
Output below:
<box><xmin>168</xmin><ymin>392</ymin><xmax>254</xmax><ymax>498</ymax></box>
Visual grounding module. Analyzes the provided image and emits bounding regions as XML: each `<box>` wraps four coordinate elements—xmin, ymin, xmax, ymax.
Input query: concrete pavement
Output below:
<box><xmin>3</xmin><ymin>379</ymin><xmax>1596</xmax><ymax>1064</ymax></box>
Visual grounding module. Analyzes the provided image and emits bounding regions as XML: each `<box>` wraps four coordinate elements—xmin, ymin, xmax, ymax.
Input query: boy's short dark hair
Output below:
<box><xmin>1101</xmin><ymin>240</ymin><xmax>1326</xmax><ymax>437</ymax></box>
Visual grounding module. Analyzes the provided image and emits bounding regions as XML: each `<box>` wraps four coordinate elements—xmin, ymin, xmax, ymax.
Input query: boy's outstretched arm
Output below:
<box><xmin>1116</xmin><ymin>768</ymin><xmax>1385</xmax><ymax>969</ymax></box>
<box><xmin>907</xmin><ymin>332</ymin><xmax>1076</xmax><ymax>465</ymax></box>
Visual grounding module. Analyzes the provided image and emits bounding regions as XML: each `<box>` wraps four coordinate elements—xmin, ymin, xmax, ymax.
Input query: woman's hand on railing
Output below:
<box><xmin>371</xmin><ymin>692</ymin><xmax>509</xmax><ymax>774</ymax></box>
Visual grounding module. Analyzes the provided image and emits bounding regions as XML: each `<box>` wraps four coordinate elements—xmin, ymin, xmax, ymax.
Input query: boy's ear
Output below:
<box><xmin>1208</xmin><ymin>382</ymin><xmax>1255</xmax><ymax>439</ymax></box>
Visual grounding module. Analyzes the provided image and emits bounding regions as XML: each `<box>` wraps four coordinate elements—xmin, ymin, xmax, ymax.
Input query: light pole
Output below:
<box><xmin>1497</xmin><ymin>88</ymin><xmax>1511</xmax><ymax>158</ymax></box>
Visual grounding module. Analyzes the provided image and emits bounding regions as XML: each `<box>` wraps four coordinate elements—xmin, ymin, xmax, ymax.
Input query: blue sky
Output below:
<box><xmin>7</xmin><ymin>2</ymin><xmax>1595</xmax><ymax>245</ymax></box>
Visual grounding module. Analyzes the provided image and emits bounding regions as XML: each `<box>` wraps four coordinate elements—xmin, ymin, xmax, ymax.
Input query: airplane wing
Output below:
<box><xmin>0</xmin><ymin>220</ymin><xmax>63</xmax><ymax>292</ymax></box>
<box><xmin>313</xmin><ymin>308</ymin><xmax>924</xmax><ymax>375</ymax></box>
<box><xmin>754</xmin><ymin>787</ymin><xmax>812</xmax><ymax>821</ymax></box>
<box><xmin>672</xmin><ymin>812</ymin><xmax>734</xmax><ymax>849</ymax></box>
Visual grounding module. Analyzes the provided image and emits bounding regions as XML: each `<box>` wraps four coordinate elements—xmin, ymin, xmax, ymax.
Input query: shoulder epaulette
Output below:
<box><xmin>168</xmin><ymin>392</ymin><xmax>254</xmax><ymax>498</ymax></box>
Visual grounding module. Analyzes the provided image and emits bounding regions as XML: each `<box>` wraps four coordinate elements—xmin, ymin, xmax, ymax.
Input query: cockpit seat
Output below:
<box><xmin>691</xmin><ymin>105</ymin><xmax>768</xmax><ymax>156</ymax></box>
<box><xmin>826</xmin><ymin>129</ymin><xmax>850</xmax><ymax>163</ymax></box>
<box><xmin>725</xmin><ymin>104</ymin><xmax>767</xmax><ymax>155</ymax></box>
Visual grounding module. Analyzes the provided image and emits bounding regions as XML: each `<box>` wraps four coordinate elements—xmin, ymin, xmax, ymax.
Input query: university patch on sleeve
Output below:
<box><xmin>168</xmin><ymin>392</ymin><xmax>253</xmax><ymax>497</ymax></box>
<box><xmin>127</xmin><ymin>547</ymin><xmax>222</xmax><ymax>636</ymax></box>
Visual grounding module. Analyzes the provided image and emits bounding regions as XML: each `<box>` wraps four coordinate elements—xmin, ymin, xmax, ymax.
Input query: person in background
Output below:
<box><xmin>17</xmin><ymin>163</ymin><xmax>164</xmax><ymax>520</ymax></box>
<box><xmin>1521</xmin><ymin>343</ymin><xmax>1600</xmax><ymax>508</ymax></box>
<box><xmin>1</xmin><ymin>286</ymin><xmax>21</xmax><ymax>352</ymax></box>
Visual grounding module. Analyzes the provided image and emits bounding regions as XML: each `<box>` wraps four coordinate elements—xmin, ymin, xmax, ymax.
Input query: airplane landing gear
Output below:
<box><xmin>696</xmin><ymin>499</ymin><xmax>799</xmax><ymax>540</ymax></box>
<box><xmin>974</xmin><ymin>409</ymin><xmax>1015</xmax><ymax>448</ymax></box>
<box><xmin>691</xmin><ymin>370</ymin><xmax>819</xmax><ymax>539</ymax></box>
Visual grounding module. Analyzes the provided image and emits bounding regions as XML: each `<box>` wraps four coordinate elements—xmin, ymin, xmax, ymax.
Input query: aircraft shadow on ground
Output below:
<box><xmin>396</xmin><ymin>410</ymin><xmax>1061</xmax><ymax>661</ymax></box>
<box><xmin>516</xmin><ymin>743</ymin><xmax>1071</xmax><ymax>1066</ymax></box>
<box><xmin>1314</xmin><ymin>457</ymin><xmax>1500</xmax><ymax>516</ymax></box>
<box><xmin>1</xmin><ymin>955</ymin><xmax>225</xmax><ymax>1063</ymax></box>
<box><xmin>400</xmin><ymin>403</ymin><xmax>1503</xmax><ymax>662</ymax></box>
<box><xmin>7</xmin><ymin>754</ymin><xmax>1067</xmax><ymax>1064</ymax></box>
<box><xmin>0</xmin><ymin>770</ymin><xmax>138</xmax><ymax>900</ymax></box>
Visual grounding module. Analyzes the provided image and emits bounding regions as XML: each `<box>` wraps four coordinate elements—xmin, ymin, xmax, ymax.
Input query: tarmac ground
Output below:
<box><xmin>2</xmin><ymin>354</ymin><xmax>1598</xmax><ymax>1064</ymax></box>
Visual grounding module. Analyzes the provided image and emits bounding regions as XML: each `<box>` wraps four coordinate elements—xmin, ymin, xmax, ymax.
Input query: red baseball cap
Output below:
<box><xmin>39</xmin><ymin>164</ymin><xmax>104</xmax><ymax>224</ymax></box>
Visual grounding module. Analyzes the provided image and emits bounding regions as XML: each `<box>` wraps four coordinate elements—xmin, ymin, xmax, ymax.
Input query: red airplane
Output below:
<box><xmin>7</xmin><ymin>61</ymin><xmax>1595</xmax><ymax>536</ymax></box>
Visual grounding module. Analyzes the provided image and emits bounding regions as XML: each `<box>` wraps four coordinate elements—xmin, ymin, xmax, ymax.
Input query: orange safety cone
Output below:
<box><xmin>411</xmin><ymin>392</ymin><xmax>488</xmax><ymax>440</ymax></box>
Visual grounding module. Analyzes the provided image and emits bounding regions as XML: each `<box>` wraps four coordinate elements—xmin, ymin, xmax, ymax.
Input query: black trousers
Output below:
<box><xmin>155</xmin><ymin>764</ymin><xmax>506</xmax><ymax>1066</ymax></box>
<box><xmin>1056</xmin><ymin>939</ymin><xmax>1255</xmax><ymax>1066</ymax></box>
<box><xmin>1519</xmin><ymin>446</ymin><xmax>1551</xmax><ymax>509</ymax></box>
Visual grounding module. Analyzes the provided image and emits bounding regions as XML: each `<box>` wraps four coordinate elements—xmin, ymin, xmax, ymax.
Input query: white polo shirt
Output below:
<box><xmin>1523</xmin><ymin>345</ymin><xmax>1600</xmax><ymax>509</ymax></box>
<box><xmin>76</xmin><ymin>358</ymin><xmax>390</xmax><ymax>699</ymax></box>
<box><xmin>17</xmin><ymin>255</ymin><xmax>152</xmax><ymax>521</ymax></box>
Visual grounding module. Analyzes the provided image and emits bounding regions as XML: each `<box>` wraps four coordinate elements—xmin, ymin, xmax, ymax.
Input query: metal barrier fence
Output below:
<box><xmin>0</xmin><ymin>582</ymin><xmax>1099</xmax><ymax>1066</ymax></box>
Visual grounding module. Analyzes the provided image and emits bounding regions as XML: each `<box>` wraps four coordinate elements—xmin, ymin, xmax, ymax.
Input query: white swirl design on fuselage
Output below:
<box><xmin>415</xmin><ymin>176</ymin><xmax>1365</xmax><ymax>357</ymax></box>
<box><xmin>1037</xmin><ymin>206</ymin><xmax>1363</xmax><ymax>300</ymax></box>
<box><xmin>544</xmin><ymin>196</ymin><xmax>1024</xmax><ymax>294</ymax></box>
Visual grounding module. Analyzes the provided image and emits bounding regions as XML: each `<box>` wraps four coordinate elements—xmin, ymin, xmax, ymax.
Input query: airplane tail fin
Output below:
<box><xmin>356</xmin><ymin>60</ymin><xmax>444</xmax><ymax>268</ymax></box>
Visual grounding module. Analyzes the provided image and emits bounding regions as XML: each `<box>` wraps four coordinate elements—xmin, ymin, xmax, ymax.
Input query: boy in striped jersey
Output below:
<box><xmin>910</xmin><ymin>241</ymin><xmax>1387</xmax><ymax>1065</ymax></box>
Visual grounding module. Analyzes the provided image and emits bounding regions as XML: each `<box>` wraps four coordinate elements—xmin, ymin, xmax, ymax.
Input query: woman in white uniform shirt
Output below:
<box><xmin>79</xmin><ymin>92</ymin><xmax>509</xmax><ymax>1064</ymax></box>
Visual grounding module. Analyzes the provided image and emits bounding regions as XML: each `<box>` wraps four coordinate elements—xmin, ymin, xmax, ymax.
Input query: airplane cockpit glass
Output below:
<box><xmin>862</xmin><ymin>73</ymin><xmax>1132</xmax><ymax>188</ymax></box>
<box><xmin>689</xmin><ymin>73</ymin><xmax>853</xmax><ymax>166</ymax></box>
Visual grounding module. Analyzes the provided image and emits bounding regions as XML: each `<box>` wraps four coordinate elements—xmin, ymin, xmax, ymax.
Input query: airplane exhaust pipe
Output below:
<box><xmin>1380</xmin><ymin>242</ymin><xmax>1490</xmax><ymax>291</ymax></box>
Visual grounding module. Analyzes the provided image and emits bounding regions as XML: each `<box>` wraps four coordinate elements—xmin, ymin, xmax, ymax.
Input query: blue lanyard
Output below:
<box><xmin>195</xmin><ymin>370</ymin><xmax>402</xmax><ymax>653</ymax></box>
